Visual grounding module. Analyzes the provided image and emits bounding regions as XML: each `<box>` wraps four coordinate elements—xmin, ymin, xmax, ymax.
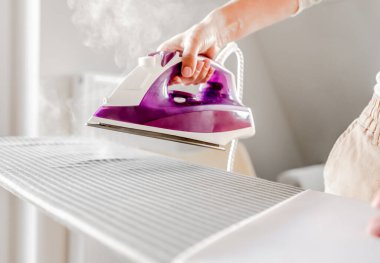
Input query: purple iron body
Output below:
<box><xmin>87</xmin><ymin>49</ymin><xmax>255</xmax><ymax>150</ymax></box>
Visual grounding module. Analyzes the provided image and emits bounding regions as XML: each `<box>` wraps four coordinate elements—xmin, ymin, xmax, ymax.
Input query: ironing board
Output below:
<box><xmin>0</xmin><ymin>137</ymin><xmax>301</xmax><ymax>263</ymax></box>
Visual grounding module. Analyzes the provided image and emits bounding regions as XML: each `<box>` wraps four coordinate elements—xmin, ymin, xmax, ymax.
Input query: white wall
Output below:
<box><xmin>237</xmin><ymin>37</ymin><xmax>303</xmax><ymax>180</ymax></box>
<box><xmin>256</xmin><ymin>0</ymin><xmax>379</xmax><ymax>166</ymax></box>
<box><xmin>39</xmin><ymin>0</ymin><xmax>121</xmax><ymax>137</ymax></box>
<box><xmin>40</xmin><ymin>0</ymin><xmax>119</xmax><ymax>77</ymax></box>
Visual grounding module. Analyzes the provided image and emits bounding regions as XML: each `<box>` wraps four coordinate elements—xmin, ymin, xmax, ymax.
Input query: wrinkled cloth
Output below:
<box><xmin>324</xmin><ymin>93</ymin><xmax>380</xmax><ymax>201</ymax></box>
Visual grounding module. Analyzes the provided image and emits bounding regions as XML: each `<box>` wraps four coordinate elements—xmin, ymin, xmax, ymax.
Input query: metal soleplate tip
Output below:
<box><xmin>86</xmin><ymin>122</ymin><xmax>226</xmax><ymax>151</ymax></box>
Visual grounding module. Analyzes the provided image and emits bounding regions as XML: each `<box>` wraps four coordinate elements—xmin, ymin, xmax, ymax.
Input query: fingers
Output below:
<box><xmin>162</xmin><ymin>34</ymin><xmax>199</xmax><ymax>79</ymax></box>
<box><xmin>193</xmin><ymin>60</ymin><xmax>210</xmax><ymax>85</ymax></box>
<box><xmin>162</xmin><ymin>38</ymin><xmax>217</xmax><ymax>82</ymax></box>
<box><xmin>368</xmin><ymin>190</ymin><xmax>380</xmax><ymax>238</ymax></box>
<box><xmin>181</xmin><ymin>35</ymin><xmax>201</xmax><ymax>77</ymax></box>
<box><xmin>159</xmin><ymin>32</ymin><xmax>216</xmax><ymax>86</ymax></box>
<box><xmin>175</xmin><ymin>60</ymin><xmax>203</xmax><ymax>86</ymax></box>
<box><xmin>371</xmin><ymin>190</ymin><xmax>380</xmax><ymax>209</ymax></box>
<box><xmin>191</xmin><ymin>61</ymin><xmax>205</xmax><ymax>84</ymax></box>
<box><xmin>169</xmin><ymin>76</ymin><xmax>182</xmax><ymax>86</ymax></box>
<box><xmin>193</xmin><ymin>60</ymin><xmax>215</xmax><ymax>85</ymax></box>
<box><xmin>181</xmin><ymin>60</ymin><xmax>195</xmax><ymax>78</ymax></box>
<box><xmin>169</xmin><ymin>60</ymin><xmax>214</xmax><ymax>86</ymax></box>
<box><xmin>158</xmin><ymin>28</ymin><xmax>218</xmax><ymax>85</ymax></box>
<box><xmin>205</xmin><ymin>67</ymin><xmax>215</xmax><ymax>82</ymax></box>
<box><xmin>174</xmin><ymin>60</ymin><xmax>215</xmax><ymax>86</ymax></box>
<box><xmin>368</xmin><ymin>217</ymin><xmax>380</xmax><ymax>237</ymax></box>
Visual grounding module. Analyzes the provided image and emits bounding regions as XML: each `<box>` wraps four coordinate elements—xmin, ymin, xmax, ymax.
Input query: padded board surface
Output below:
<box><xmin>0</xmin><ymin>137</ymin><xmax>302</xmax><ymax>263</ymax></box>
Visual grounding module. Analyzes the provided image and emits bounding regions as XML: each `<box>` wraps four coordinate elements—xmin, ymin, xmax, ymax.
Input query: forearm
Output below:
<box><xmin>158</xmin><ymin>0</ymin><xmax>304</xmax><ymax>80</ymax></box>
<box><xmin>203</xmin><ymin>0</ymin><xmax>299</xmax><ymax>46</ymax></box>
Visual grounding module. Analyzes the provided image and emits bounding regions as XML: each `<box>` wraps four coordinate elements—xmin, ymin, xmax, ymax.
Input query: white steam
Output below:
<box><xmin>67</xmin><ymin>0</ymin><xmax>220</xmax><ymax>68</ymax></box>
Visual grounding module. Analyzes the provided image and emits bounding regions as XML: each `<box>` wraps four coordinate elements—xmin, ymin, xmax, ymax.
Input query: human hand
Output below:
<box><xmin>368</xmin><ymin>190</ymin><xmax>380</xmax><ymax>237</ymax></box>
<box><xmin>158</xmin><ymin>17</ymin><xmax>222</xmax><ymax>85</ymax></box>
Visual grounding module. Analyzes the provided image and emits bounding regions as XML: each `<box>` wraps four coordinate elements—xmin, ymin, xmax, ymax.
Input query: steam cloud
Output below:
<box><xmin>67</xmin><ymin>0</ymin><xmax>220</xmax><ymax>68</ymax></box>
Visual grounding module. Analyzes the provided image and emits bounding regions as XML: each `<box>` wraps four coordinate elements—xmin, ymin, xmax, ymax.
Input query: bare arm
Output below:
<box><xmin>158</xmin><ymin>0</ymin><xmax>299</xmax><ymax>84</ymax></box>
<box><xmin>212</xmin><ymin>0</ymin><xmax>299</xmax><ymax>45</ymax></box>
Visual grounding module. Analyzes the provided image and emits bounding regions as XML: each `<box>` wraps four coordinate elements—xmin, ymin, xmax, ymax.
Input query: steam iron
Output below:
<box><xmin>86</xmin><ymin>43</ymin><xmax>255</xmax><ymax>150</ymax></box>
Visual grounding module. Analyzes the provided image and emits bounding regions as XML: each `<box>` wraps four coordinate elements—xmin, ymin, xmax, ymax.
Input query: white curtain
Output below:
<box><xmin>0</xmin><ymin>1</ymin><xmax>69</xmax><ymax>263</ymax></box>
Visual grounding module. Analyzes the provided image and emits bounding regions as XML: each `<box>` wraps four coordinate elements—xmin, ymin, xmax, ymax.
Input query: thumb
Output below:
<box><xmin>182</xmin><ymin>37</ymin><xmax>200</xmax><ymax>78</ymax></box>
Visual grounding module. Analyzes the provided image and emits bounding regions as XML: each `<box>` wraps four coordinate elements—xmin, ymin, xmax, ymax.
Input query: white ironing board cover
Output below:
<box><xmin>176</xmin><ymin>190</ymin><xmax>380</xmax><ymax>263</ymax></box>
<box><xmin>0</xmin><ymin>137</ymin><xmax>301</xmax><ymax>263</ymax></box>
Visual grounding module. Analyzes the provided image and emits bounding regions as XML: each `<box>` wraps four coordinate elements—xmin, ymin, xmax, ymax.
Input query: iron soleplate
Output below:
<box><xmin>86</xmin><ymin>122</ymin><xmax>226</xmax><ymax>151</ymax></box>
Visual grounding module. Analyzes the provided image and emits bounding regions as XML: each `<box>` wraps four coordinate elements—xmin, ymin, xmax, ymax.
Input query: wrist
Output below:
<box><xmin>201</xmin><ymin>9</ymin><xmax>229</xmax><ymax>47</ymax></box>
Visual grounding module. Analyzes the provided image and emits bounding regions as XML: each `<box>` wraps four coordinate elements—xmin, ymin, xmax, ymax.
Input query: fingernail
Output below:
<box><xmin>182</xmin><ymin>67</ymin><xmax>192</xmax><ymax>78</ymax></box>
<box><xmin>372</xmin><ymin>194</ymin><xmax>380</xmax><ymax>209</ymax></box>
